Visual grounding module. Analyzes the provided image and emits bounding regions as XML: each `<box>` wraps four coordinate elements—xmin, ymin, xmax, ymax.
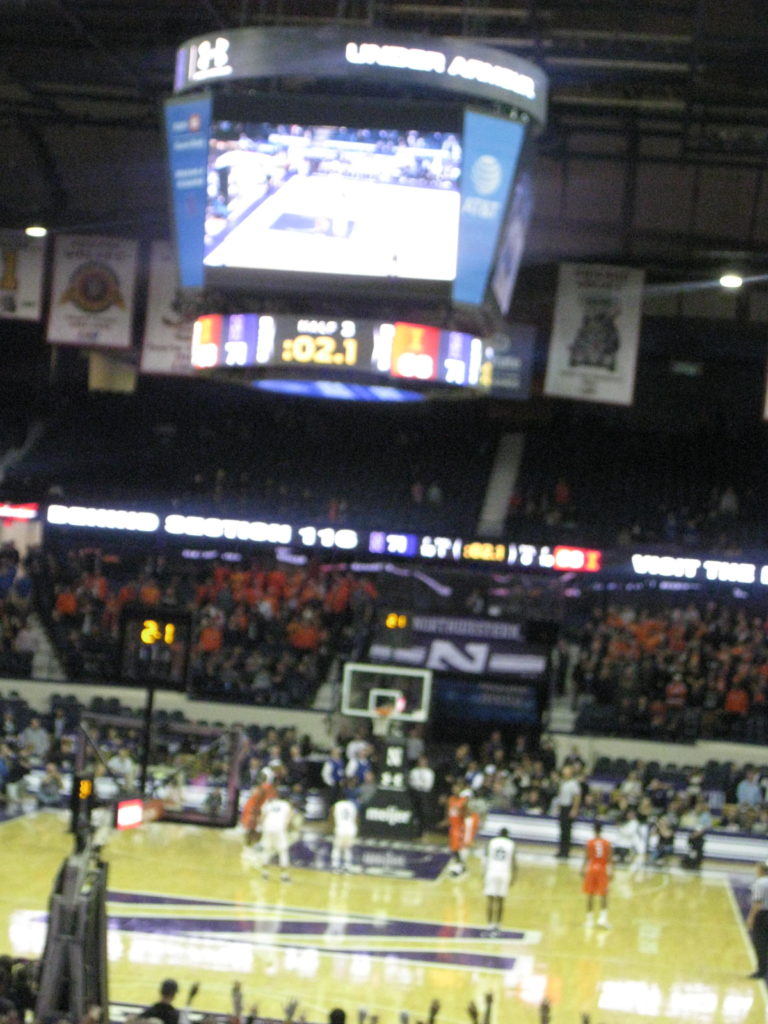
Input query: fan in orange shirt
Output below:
<box><xmin>197</xmin><ymin>619</ymin><xmax>223</xmax><ymax>654</ymax></box>
<box><xmin>53</xmin><ymin>586</ymin><xmax>78</xmax><ymax>622</ymax></box>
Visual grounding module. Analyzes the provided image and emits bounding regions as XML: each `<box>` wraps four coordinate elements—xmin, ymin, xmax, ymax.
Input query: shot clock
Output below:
<box><xmin>69</xmin><ymin>773</ymin><xmax>94</xmax><ymax>837</ymax></box>
<box><xmin>119</xmin><ymin>606</ymin><xmax>192</xmax><ymax>689</ymax></box>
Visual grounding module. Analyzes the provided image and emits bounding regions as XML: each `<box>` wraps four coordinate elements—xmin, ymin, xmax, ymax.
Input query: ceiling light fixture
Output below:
<box><xmin>719</xmin><ymin>272</ymin><xmax>743</xmax><ymax>289</ymax></box>
<box><xmin>24</xmin><ymin>225</ymin><xmax>48</xmax><ymax>238</ymax></box>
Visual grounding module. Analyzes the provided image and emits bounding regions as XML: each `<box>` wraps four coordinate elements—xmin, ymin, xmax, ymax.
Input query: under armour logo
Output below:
<box><xmin>191</xmin><ymin>37</ymin><xmax>233</xmax><ymax>80</ymax></box>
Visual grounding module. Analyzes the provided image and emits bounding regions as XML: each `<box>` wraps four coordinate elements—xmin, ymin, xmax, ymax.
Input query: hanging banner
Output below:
<box><xmin>490</xmin><ymin>169</ymin><xmax>534</xmax><ymax>317</ymax></box>
<box><xmin>488</xmin><ymin>323</ymin><xmax>535</xmax><ymax>399</ymax></box>
<box><xmin>0</xmin><ymin>230</ymin><xmax>46</xmax><ymax>321</ymax></box>
<box><xmin>47</xmin><ymin>235</ymin><xmax>138</xmax><ymax>350</ymax></box>
<box><xmin>140</xmin><ymin>240</ymin><xmax>195</xmax><ymax>375</ymax></box>
<box><xmin>544</xmin><ymin>263</ymin><xmax>644</xmax><ymax>406</ymax></box>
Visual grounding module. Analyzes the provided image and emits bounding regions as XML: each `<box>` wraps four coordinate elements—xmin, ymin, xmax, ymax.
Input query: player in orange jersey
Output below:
<box><xmin>462</xmin><ymin>793</ymin><xmax>485</xmax><ymax>861</ymax></box>
<box><xmin>443</xmin><ymin>782</ymin><xmax>469</xmax><ymax>876</ymax></box>
<box><xmin>581</xmin><ymin>821</ymin><xmax>613</xmax><ymax>928</ymax></box>
<box><xmin>240</xmin><ymin>773</ymin><xmax>277</xmax><ymax>848</ymax></box>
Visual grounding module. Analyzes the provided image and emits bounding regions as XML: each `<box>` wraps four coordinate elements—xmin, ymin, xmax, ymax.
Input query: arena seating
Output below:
<box><xmin>1</xmin><ymin>380</ymin><xmax>497</xmax><ymax>535</ymax></box>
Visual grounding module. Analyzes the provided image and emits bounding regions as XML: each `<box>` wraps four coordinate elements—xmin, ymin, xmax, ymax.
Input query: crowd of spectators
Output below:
<box><xmin>318</xmin><ymin>723</ymin><xmax>768</xmax><ymax>851</ymax></box>
<box><xmin>506</xmin><ymin>472</ymin><xmax>757</xmax><ymax>554</ymax></box>
<box><xmin>568</xmin><ymin>600</ymin><xmax>768</xmax><ymax>745</ymax></box>
<box><xmin>5</xmin><ymin>364</ymin><xmax>768</xmax><ymax>560</ymax></box>
<box><xmin>8</xmin><ymin>671</ymin><xmax>768</xmax><ymax>866</ymax></box>
<box><xmin>509</xmin><ymin>406</ymin><xmax>768</xmax><ymax>552</ymax></box>
<box><xmin>2</xmin><ymin>383</ymin><xmax>494</xmax><ymax>536</ymax></box>
<box><xmin>0</xmin><ymin>543</ymin><xmax>36</xmax><ymax>680</ymax></box>
<box><xmin>0</xmin><ymin>955</ymin><xmax>38</xmax><ymax>1024</ymax></box>
<box><xmin>31</xmin><ymin>545</ymin><xmax>380</xmax><ymax>706</ymax></box>
<box><xmin>0</xmin><ymin>682</ymin><xmax>333</xmax><ymax>820</ymax></box>
<box><xmin>122</xmin><ymin>980</ymin><xmax>481</xmax><ymax>1024</ymax></box>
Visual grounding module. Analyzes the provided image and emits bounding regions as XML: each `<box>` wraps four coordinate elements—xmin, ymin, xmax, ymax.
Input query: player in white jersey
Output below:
<box><xmin>483</xmin><ymin>828</ymin><xmax>517</xmax><ymax>935</ymax></box>
<box><xmin>258</xmin><ymin>795</ymin><xmax>294</xmax><ymax>881</ymax></box>
<box><xmin>330</xmin><ymin>788</ymin><xmax>359</xmax><ymax>873</ymax></box>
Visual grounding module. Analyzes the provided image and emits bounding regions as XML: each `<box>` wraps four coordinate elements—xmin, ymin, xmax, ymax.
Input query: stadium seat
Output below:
<box><xmin>593</xmin><ymin>756</ymin><xmax>612</xmax><ymax>776</ymax></box>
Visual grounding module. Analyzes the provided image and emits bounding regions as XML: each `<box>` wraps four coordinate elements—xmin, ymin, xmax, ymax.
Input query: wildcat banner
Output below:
<box><xmin>544</xmin><ymin>263</ymin><xmax>644</xmax><ymax>406</ymax></box>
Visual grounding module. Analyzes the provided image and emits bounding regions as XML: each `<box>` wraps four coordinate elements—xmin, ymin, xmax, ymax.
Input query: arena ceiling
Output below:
<box><xmin>4</xmin><ymin>0</ymin><xmax>768</xmax><ymax>304</ymax></box>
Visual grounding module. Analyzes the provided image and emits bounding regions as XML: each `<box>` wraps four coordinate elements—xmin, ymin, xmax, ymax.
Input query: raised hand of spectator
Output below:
<box><xmin>482</xmin><ymin>992</ymin><xmax>492</xmax><ymax>1024</ymax></box>
<box><xmin>283</xmin><ymin>998</ymin><xmax>299</xmax><ymax>1023</ymax></box>
<box><xmin>427</xmin><ymin>1000</ymin><xmax>440</xmax><ymax>1023</ymax></box>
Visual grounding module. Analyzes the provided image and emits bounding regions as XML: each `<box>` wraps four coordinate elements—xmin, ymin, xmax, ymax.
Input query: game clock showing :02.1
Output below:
<box><xmin>279</xmin><ymin>320</ymin><xmax>362</xmax><ymax>368</ymax></box>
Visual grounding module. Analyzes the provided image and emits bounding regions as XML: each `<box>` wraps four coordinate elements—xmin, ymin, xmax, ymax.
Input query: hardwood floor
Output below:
<box><xmin>1</xmin><ymin>811</ymin><xmax>764</xmax><ymax>1024</ymax></box>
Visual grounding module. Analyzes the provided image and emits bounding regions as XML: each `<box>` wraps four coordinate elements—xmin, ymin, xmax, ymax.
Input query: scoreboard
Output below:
<box><xmin>165</xmin><ymin>26</ymin><xmax>547</xmax><ymax>330</ymax></box>
<box><xmin>191</xmin><ymin>311</ymin><xmax>490</xmax><ymax>390</ymax></box>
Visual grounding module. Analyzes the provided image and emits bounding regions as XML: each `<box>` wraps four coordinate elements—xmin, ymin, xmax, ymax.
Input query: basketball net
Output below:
<box><xmin>372</xmin><ymin>705</ymin><xmax>393</xmax><ymax>737</ymax></box>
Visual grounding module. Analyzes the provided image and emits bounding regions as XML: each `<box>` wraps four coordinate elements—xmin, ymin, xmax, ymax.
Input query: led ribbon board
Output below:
<box><xmin>173</xmin><ymin>27</ymin><xmax>548</xmax><ymax>126</ymax></box>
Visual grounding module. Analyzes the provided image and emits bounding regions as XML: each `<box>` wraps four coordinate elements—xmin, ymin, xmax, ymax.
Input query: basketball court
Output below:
<box><xmin>2</xmin><ymin>809</ymin><xmax>765</xmax><ymax>1024</ymax></box>
<box><xmin>204</xmin><ymin>162</ymin><xmax>460</xmax><ymax>279</ymax></box>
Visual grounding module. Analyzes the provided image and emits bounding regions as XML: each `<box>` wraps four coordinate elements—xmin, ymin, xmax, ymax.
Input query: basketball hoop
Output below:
<box><xmin>372</xmin><ymin>705</ymin><xmax>393</xmax><ymax>737</ymax></box>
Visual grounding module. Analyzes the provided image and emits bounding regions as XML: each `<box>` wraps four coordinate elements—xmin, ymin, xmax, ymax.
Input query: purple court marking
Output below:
<box><xmin>118</xmin><ymin>933</ymin><xmax>518</xmax><ymax>973</ymax></box>
<box><xmin>109</xmin><ymin>891</ymin><xmax>222</xmax><ymax>907</ymax></box>
<box><xmin>261</xmin><ymin>944</ymin><xmax>517</xmax><ymax>972</ymax></box>
<box><xmin>730</xmin><ymin>875</ymin><xmax>753</xmax><ymax>920</ymax></box>
<box><xmin>364</xmin><ymin>949</ymin><xmax>517</xmax><ymax>971</ymax></box>
<box><xmin>107</xmin><ymin>913</ymin><xmax>524</xmax><ymax>942</ymax></box>
<box><xmin>289</xmin><ymin>838</ymin><xmax>451</xmax><ymax>881</ymax></box>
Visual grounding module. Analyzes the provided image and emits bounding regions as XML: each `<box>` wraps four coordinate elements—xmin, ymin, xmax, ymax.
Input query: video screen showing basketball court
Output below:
<box><xmin>203</xmin><ymin>122</ymin><xmax>462</xmax><ymax>281</ymax></box>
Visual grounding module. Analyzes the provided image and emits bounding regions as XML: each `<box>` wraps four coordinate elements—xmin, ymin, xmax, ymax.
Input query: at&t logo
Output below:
<box><xmin>471</xmin><ymin>154</ymin><xmax>503</xmax><ymax>195</ymax></box>
<box><xmin>463</xmin><ymin>154</ymin><xmax>503</xmax><ymax>219</ymax></box>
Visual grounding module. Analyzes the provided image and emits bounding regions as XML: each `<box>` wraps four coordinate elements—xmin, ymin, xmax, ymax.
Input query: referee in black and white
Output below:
<box><xmin>555</xmin><ymin>763</ymin><xmax>582</xmax><ymax>859</ymax></box>
<box><xmin>747</xmin><ymin>860</ymin><xmax>768</xmax><ymax>979</ymax></box>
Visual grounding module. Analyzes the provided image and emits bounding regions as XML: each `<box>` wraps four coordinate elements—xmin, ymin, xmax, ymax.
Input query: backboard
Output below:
<box><xmin>340</xmin><ymin>661</ymin><xmax>432</xmax><ymax>723</ymax></box>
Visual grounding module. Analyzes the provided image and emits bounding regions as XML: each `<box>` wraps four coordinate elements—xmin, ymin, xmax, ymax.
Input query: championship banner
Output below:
<box><xmin>544</xmin><ymin>263</ymin><xmax>644</xmax><ymax>406</ymax></box>
<box><xmin>140</xmin><ymin>240</ymin><xmax>195</xmax><ymax>375</ymax></box>
<box><xmin>0</xmin><ymin>230</ymin><xmax>46</xmax><ymax>321</ymax></box>
<box><xmin>47</xmin><ymin>235</ymin><xmax>138</xmax><ymax>350</ymax></box>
